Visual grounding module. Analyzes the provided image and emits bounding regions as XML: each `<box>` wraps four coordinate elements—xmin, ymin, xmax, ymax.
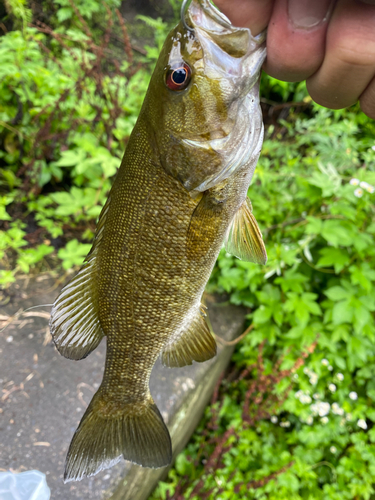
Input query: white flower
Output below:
<box><xmin>321</xmin><ymin>359</ymin><xmax>329</xmax><ymax>366</ymax></box>
<box><xmin>295</xmin><ymin>390</ymin><xmax>303</xmax><ymax>399</ymax></box>
<box><xmin>303</xmin><ymin>367</ymin><xmax>311</xmax><ymax>375</ymax></box>
<box><xmin>309</xmin><ymin>373</ymin><xmax>318</xmax><ymax>385</ymax></box>
<box><xmin>350</xmin><ymin>178</ymin><xmax>360</xmax><ymax>186</ymax></box>
<box><xmin>311</xmin><ymin>401</ymin><xmax>330</xmax><ymax>417</ymax></box>
<box><xmin>332</xmin><ymin>403</ymin><xmax>344</xmax><ymax>416</ymax></box>
<box><xmin>293</xmin><ymin>374</ymin><xmax>299</xmax><ymax>381</ymax></box>
<box><xmin>360</xmin><ymin>181</ymin><xmax>370</xmax><ymax>190</ymax></box>
<box><xmin>306</xmin><ymin>416</ymin><xmax>313</xmax><ymax>425</ymax></box>
<box><xmin>346</xmin><ymin>413</ymin><xmax>352</xmax><ymax>421</ymax></box>
<box><xmin>354</xmin><ymin>188</ymin><xmax>364</xmax><ymax>198</ymax></box>
<box><xmin>372</xmin><ymin>145</ymin><xmax>375</xmax><ymax>151</ymax></box>
<box><xmin>357</xmin><ymin>419</ymin><xmax>367</xmax><ymax>430</ymax></box>
<box><xmin>280</xmin><ymin>421</ymin><xmax>291</xmax><ymax>428</ymax></box>
<box><xmin>366</xmin><ymin>185</ymin><xmax>375</xmax><ymax>194</ymax></box>
<box><xmin>330</xmin><ymin>446</ymin><xmax>337</xmax><ymax>454</ymax></box>
<box><xmin>271</xmin><ymin>416</ymin><xmax>278</xmax><ymax>424</ymax></box>
<box><xmin>313</xmin><ymin>393</ymin><xmax>321</xmax><ymax>400</ymax></box>
<box><xmin>321</xmin><ymin>416</ymin><xmax>329</xmax><ymax>424</ymax></box>
<box><xmin>328</xmin><ymin>365</ymin><xmax>333</xmax><ymax>371</ymax></box>
<box><xmin>329</xmin><ymin>384</ymin><xmax>336</xmax><ymax>392</ymax></box>
<box><xmin>336</xmin><ymin>373</ymin><xmax>344</xmax><ymax>381</ymax></box>
<box><xmin>349</xmin><ymin>391</ymin><xmax>358</xmax><ymax>400</ymax></box>
<box><xmin>300</xmin><ymin>394</ymin><xmax>312</xmax><ymax>404</ymax></box>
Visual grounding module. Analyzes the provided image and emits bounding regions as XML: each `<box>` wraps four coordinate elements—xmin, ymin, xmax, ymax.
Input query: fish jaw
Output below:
<box><xmin>188</xmin><ymin>0</ymin><xmax>266</xmax><ymax>94</ymax></box>
<box><xmin>178</xmin><ymin>0</ymin><xmax>266</xmax><ymax>192</ymax></box>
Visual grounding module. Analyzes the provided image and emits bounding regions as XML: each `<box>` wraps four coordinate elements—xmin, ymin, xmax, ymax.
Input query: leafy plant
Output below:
<box><xmin>0</xmin><ymin>0</ymin><xmax>171</xmax><ymax>285</ymax></box>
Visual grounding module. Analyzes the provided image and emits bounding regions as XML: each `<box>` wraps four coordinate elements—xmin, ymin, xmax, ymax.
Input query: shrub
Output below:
<box><xmin>0</xmin><ymin>0</ymin><xmax>170</xmax><ymax>286</ymax></box>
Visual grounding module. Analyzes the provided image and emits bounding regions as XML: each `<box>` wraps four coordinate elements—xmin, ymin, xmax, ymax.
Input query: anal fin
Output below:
<box><xmin>161</xmin><ymin>309</ymin><xmax>217</xmax><ymax>368</ymax></box>
<box><xmin>224</xmin><ymin>197</ymin><xmax>267</xmax><ymax>264</ymax></box>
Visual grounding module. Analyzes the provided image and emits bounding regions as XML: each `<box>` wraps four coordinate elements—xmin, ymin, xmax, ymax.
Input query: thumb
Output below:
<box><xmin>213</xmin><ymin>0</ymin><xmax>274</xmax><ymax>35</ymax></box>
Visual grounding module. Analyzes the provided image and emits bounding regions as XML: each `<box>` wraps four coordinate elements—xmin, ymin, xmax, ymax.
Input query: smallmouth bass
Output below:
<box><xmin>50</xmin><ymin>0</ymin><xmax>267</xmax><ymax>482</ymax></box>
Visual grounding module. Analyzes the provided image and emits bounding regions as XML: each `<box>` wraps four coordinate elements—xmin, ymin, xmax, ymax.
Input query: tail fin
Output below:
<box><xmin>64</xmin><ymin>391</ymin><xmax>172</xmax><ymax>482</ymax></box>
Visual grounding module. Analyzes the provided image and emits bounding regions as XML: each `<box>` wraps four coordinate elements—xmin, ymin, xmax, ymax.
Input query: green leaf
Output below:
<box><xmin>325</xmin><ymin>286</ymin><xmax>350</xmax><ymax>301</ymax></box>
<box><xmin>332</xmin><ymin>300</ymin><xmax>354</xmax><ymax>325</ymax></box>
<box><xmin>57</xmin><ymin>239</ymin><xmax>91</xmax><ymax>270</ymax></box>
<box><xmin>0</xmin><ymin>206</ymin><xmax>11</xmax><ymax>221</ymax></box>
<box><xmin>305</xmin><ymin>216</ymin><xmax>323</xmax><ymax>235</ymax></box>
<box><xmin>316</xmin><ymin>247</ymin><xmax>350</xmax><ymax>272</ymax></box>
<box><xmin>253</xmin><ymin>305</ymin><xmax>273</xmax><ymax>325</ymax></box>
<box><xmin>321</xmin><ymin>220</ymin><xmax>355</xmax><ymax>247</ymax></box>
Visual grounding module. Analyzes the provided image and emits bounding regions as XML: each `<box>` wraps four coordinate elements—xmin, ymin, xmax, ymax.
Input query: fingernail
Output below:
<box><xmin>288</xmin><ymin>0</ymin><xmax>333</xmax><ymax>29</ymax></box>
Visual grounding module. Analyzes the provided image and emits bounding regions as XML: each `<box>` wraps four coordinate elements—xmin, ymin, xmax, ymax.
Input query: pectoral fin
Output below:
<box><xmin>187</xmin><ymin>187</ymin><xmax>227</xmax><ymax>261</ymax></box>
<box><xmin>49</xmin><ymin>199</ymin><xmax>110</xmax><ymax>360</ymax></box>
<box><xmin>225</xmin><ymin>198</ymin><xmax>267</xmax><ymax>264</ymax></box>
<box><xmin>161</xmin><ymin>308</ymin><xmax>217</xmax><ymax>368</ymax></box>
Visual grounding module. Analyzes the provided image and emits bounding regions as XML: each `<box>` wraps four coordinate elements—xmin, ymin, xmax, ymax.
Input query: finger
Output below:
<box><xmin>307</xmin><ymin>0</ymin><xmax>375</xmax><ymax>110</ymax></box>
<box><xmin>264</xmin><ymin>0</ymin><xmax>334</xmax><ymax>82</ymax></box>
<box><xmin>213</xmin><ymin>0</ymin><xmax>274</xmax><ymax>35</ymax></box>
<box><xmin>360</xmin><ymin>77</ymin><xmax>375</xmax><ymax>119</ymax></box>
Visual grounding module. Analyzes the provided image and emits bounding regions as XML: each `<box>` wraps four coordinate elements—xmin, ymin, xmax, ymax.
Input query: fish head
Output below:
<box><xmin>144</xmin><ymin>0</ymin><xmax>266</xmax><ymax>192</ymax></box>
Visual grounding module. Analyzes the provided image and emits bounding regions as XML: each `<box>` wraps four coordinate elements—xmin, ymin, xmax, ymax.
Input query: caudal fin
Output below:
<box><xmin>64</xmin><ymin>391</ymin><xmax>172</xmax><ymax>482</ymax></box>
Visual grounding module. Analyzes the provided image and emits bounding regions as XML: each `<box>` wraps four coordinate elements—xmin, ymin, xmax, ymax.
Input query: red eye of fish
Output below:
<box><xmin>166</xmin><ymin>63</ymin><xmax>192</xmax><ymax>91</ymax></box>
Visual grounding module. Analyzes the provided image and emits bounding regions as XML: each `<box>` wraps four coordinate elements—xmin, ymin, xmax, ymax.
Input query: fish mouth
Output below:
<box><xmin>188</xmin><ymin>0</ymin><xmax>266</xmax><ymax>62</ymax></box>
<box><xmin>188</xmin><ymin>0</ymin><xmax>233</xmax><ymax>31</ymax></box>
<box><xmin>182</xmin><ymin>0</ymin><xmax>266</xmax><ymax>192</ymax></box>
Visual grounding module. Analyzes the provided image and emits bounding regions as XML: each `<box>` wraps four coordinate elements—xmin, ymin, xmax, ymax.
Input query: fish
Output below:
<box><xmin>49</xmin><ymin>0</ymin><xmax>267</xmax><ymax>482</ymax></box>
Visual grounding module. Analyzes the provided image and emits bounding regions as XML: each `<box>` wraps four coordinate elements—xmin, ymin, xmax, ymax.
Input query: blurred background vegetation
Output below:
<box><xmin>1</xmin><ymin>0</ymin><xmax>375</xmax><ymax>498</ymax></box>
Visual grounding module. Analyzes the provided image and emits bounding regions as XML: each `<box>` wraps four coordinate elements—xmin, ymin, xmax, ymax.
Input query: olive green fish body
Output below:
<box><xmin>50</xmin><ymin>0</ymin><xmax>267</xmax><ymax>482</ymax></box>
<box><xmin>97</xmin><ymin>127</ymin><xmax>204</xmax><ymax>399</ymax></box>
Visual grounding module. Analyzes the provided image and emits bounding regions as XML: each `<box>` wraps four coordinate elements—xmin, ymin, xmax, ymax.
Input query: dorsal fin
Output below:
<box><xmin>49</xmin><ymin>198</ymin><xmax>111</xmax><ymax>360</ymax></box>
<box><xmin>161</xmin><ymin>308</ymin><xmax>217</xmax><ymax>368</ymax></box>
<box><xmin>224</xmin><ymin>197</ymin><xmax>267</xmax><ymax>264</ymax></box>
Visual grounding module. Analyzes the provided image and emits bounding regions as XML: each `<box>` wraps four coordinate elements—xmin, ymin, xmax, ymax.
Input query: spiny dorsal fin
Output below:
<box><xmin>49</xmin><ymin>198</ymin><xmax>111</xmax><ymax>360</ymax></box>
<box><xmin>224</xmin><ymin>197</ymin><xmax>267</xmax><ymax>264</ymax></box>
<box><xmin>161</xmin><ymin>308</ymin><xmax>217</xmax><ymax>368</ymax></box>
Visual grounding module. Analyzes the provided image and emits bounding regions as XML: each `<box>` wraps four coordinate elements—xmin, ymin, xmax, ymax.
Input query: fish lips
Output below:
<box><xmin>188</xmin><ymin>0</ymin><xmax>266</xmax><ymax>90</ymax></box>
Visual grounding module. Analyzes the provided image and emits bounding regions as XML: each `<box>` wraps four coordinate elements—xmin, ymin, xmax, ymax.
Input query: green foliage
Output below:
<box><xmin>57</xmin><ymin>238</ymin><xmax>91</xmax><ymax>269</ymax></box>
<box><xmin>150</xmin><ymin>104</ymin><xmax>375</xmax><ymax>499</ymax></box>
<box><xmin>3</xmin><ymin>0</ymin><xmax>32</xmax><ymax>31</ymax></box>
<box><xmin>0</xmin><ymin>0</ymin><xmax>170</xmax><ymax>285</ymax></box>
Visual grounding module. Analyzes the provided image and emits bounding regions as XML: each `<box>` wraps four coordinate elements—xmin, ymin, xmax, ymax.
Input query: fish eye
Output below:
<box><xmin>165</xmin><ymin>63</ymin><xmax>192</xmax><ymax>91</ymax></box>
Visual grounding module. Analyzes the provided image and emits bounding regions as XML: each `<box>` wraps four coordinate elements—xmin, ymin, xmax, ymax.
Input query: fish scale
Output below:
<box><xmin>49</xmin><ymin>0</ymin><xmax>267</xmax><ymax>481</ymax></box>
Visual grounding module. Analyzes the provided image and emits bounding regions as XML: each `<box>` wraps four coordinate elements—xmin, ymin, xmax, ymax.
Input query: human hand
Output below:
<box><xmin>214</xmin><ymin>0</ymin><xmax>375</xmax><ymax>119</ymax></box>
